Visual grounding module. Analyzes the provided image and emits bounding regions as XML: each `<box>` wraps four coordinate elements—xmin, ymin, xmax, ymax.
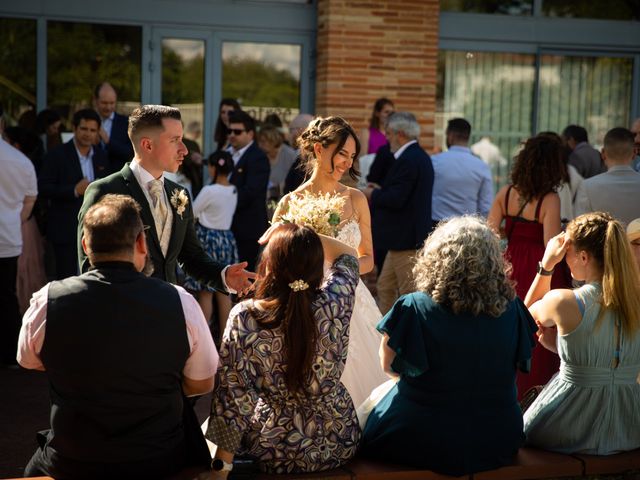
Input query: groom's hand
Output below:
<box><xmin>225</xmin><ymin>261</ymin><xmax>256</xmax><ymax>295</ymax></box>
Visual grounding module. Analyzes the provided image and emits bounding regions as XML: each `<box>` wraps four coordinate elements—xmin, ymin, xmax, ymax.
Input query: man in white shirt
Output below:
<box><xmin>431</xmin><ymin>118</ymin><xmax>494</xmax><ymax>222</ymax></box>
<box><xmin>0</xmin><ymin>103</ymin><xmax>37</xmax><ymax>365</ymax></box>
<box><xmin>575</xmin><ymin>127</ymin><xmax>640</xmax><ymax>226</ymax></box>
<box><xmin>39</xmin><ymin>109</ymin><xmax>110</xmax><ymax>279</ymax></box>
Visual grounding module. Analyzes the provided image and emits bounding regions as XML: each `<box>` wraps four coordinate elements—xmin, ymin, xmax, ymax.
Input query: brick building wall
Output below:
<box><xmin>315</xmin><ymin>0</ymin><xmax>440</xmax><ymax>152</ymax></box>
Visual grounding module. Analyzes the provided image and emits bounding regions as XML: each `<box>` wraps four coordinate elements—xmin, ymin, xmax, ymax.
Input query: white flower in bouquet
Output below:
<box><xmin>280</xmin><ymin>191</ymin><xmax>346</xmax><ymax>237</ymax></box>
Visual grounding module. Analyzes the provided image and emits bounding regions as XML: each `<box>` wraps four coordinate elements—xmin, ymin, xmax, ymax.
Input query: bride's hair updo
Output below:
<box><xmin>297</xmin><ymin>116</ymin><xmax>361</xmax><ymax>180</ymax></box>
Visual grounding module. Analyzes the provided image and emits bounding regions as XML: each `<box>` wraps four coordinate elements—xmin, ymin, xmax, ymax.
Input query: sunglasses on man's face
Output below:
<box><xmin>228</xmin><ymin>128</ymin><xmax>246</xmax><ymax>136</ymax></box>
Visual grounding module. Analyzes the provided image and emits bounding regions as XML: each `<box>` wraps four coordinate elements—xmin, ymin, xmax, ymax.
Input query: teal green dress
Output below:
<box><xmin>360</xmin><ymin>292</ymin><xmax>536</xmax><ymax>476</ymax></box>
<box><xmin>524</xmin><ymin>283</ymin><xmax>640</xmax><ymax>454</ymax></box>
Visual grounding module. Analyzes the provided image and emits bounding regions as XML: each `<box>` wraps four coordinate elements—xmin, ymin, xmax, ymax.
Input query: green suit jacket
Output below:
<box><xmin>77</xmin><ymin>163</ymin><xmax>226</xmax><ymax>290</ymax></box>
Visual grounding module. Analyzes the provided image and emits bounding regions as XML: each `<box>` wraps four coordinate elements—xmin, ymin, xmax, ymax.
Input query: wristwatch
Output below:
<box><xmin>537</xmin><ymin>261</ymin><xmax>554</xmax><ymax>276</ymax></box>
<box><xmin>211</xmin><ymin>458</ymin><xmax>233</xmax><ymax>472</ymax></box>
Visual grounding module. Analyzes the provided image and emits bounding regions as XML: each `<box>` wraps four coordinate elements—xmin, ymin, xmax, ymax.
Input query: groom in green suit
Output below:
<box><xmin>78</xmin><ymin>105</ymin><xmax>253</xmax><ymax>293</ymax></box>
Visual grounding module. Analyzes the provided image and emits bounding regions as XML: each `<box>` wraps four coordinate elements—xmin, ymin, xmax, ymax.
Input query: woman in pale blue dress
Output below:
<box><xmin>523</xmin><ymin>211</ymin><xmax>640</xmax><ymax>454</ymax></box>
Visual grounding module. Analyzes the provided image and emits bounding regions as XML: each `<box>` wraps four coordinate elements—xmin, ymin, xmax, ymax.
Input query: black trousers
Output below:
<box><xmin>24</xmin><ymin>432</ymin><xmax>188</xmax><ymax>479</ymax></box>
<box><xmin>0</xmin><ymin>256</ymin><xmax>20</xmax><ymax>365</ymax></box>
<box><xmin>52</xmin><ymin>242</ymin><xmax>78</xmax><ymax>280</ymax></box>
<box><xmin>235</xmin><ymin>237</ymin><xmax>261</xmax><ymax>272</ymax></box>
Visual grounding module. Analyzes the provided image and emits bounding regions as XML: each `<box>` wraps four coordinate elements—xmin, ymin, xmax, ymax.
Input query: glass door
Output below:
<box><xmin>536</xmin><ymin>50</ymin><xmax>634</xmax><ymax>148</ymax></box>
<box><xmin>150</xmin><ymin>29</ymin><xmax>212</xmax><ymax>156</ymax></box>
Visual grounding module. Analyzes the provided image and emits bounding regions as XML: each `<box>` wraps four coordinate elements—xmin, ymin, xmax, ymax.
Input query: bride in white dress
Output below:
<box><xmin>273</xmin><ymin>116</ymin><xmax>389</xmax><ymax>407</ymax></box>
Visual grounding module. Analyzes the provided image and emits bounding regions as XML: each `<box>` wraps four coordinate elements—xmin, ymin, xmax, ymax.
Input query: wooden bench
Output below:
<box><xmin>574</xmin><ymin>449</ymin><xmax>640</xmax><ymax>477</ymax></box>
<box><xmin>6</xmin><ymin>448</ymin><xmax>640</xmax><ymax>479</ymax></box>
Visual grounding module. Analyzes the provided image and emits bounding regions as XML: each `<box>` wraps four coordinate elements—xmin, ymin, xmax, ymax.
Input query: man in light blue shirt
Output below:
<box><xmin>431</xmin><ymin>118</ymin><xmax>493</xmax><ymax>222</ymax></box>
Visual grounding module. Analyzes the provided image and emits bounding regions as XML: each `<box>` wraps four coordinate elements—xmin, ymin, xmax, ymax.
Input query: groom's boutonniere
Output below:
<box><xmin>170</xmin><ymin>189</ymin><xmax>189</xmax><ymax>219</ymax></box>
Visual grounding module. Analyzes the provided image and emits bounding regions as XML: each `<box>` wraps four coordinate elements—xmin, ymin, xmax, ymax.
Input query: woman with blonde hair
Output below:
<box><xmin>524</xmin><ymin>212</ymin><xmax>640</xmax><ymax>454</ymax></box>
<box><xmin>361</xmin><ymin>216</ymin><xmax>536</xmax><ymax>476</ymax></box>
<box><xmin>256</xmin><ymin>124</ymin><xmax>297</xmax><ymax>203</ymax></box>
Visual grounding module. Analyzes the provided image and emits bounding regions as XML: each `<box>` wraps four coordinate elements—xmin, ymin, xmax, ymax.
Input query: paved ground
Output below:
<box><xmin>0</xmin><ymin>365</ymin><xmax>213</xmax><ymax>479</ymax></box>
<box><xmin>0</xmin><ymin>270</ymin><xmax>380</xmax><ymax>478</ymax></box>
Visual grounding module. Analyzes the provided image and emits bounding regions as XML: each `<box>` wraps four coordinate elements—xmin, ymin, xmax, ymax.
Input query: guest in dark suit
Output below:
<box><xmin>227</xmin><ymin>110</ymin><xmax>270</xmax><ymax>270</ymax></box>
<box><xmin>78</xmin><ymin>105</ymin><xmax>253</xmax><ymax>293</ymax></box>
<box><xmin>363</xmin><ymin>112</ymin><xmax>434</xmax><ymax>314</ymax></box>
<box><xmin>39</xmin><ymin>109</ymin><xmax>110</xmax><ymax>279</ymax></box>
<box><xmin>562</xmin><ymin>124</ymin><xmax>606</xmax><ymax>179</ymax></box>
<box><xmin>93</xmin><ymin>82</ymin><xmax>134</xmax><ymax>171</ymax></box>
<box><xmin>365</xmin><ymin>142</ymin><xmax>396</xmax><ymax>274</ymax></box>
<box><xmin>19</xmin><ymin>194</ymin><xmax>218</xmax><ymax>479</ymax></box>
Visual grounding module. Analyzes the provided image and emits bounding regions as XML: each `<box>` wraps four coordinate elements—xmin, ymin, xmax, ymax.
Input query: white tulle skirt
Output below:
<box><xmin>340</xmin><ymin>279</ymin><xmax>390</xmax><ymax>411</ymax></box>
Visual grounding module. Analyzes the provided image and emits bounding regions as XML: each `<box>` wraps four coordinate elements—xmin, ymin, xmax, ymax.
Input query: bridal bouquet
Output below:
<box><xmin>280</xmin><ymin>191</ymin><xmax>346</xmax><ymax>237</ymax></box>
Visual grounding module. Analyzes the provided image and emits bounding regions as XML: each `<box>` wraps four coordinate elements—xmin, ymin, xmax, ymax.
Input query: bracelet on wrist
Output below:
<box><xmin>537</xmin><ymin>261</ymin><xmax>554</xmax><ymax>276</ymax></box>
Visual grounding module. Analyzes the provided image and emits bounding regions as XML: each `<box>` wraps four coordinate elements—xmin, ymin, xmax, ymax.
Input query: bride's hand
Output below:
<box><xmin>258</xmin><ymin>222</ymin><xmax>285</xmax><ymax>245</ymax></box>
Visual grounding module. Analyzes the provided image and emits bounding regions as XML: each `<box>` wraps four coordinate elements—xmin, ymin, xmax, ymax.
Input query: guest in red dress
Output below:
<box><xmin>488</xmin><ymin>134</ymin><xmax>572</xmax><ymax>398</ymax></box>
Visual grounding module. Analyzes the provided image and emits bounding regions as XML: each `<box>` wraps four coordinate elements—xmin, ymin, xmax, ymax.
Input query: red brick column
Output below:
<box><xmin>315</xmin><ymin>0</ymin><xmax>439</xmax><ymax>151</ymax></box>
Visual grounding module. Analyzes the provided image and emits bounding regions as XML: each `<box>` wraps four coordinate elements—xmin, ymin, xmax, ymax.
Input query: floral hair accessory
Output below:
<box><xmin>170</xmin><ymin>189</ymin><xmax>189</xmax><ymax>219</ymax></box>
<box><xmin>288</xmin><ymin>279</ymin><xmax>309</xmax><ymax>292</ymax></box>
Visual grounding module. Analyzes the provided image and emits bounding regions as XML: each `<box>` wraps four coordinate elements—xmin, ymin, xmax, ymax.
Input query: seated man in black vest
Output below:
<box><xmin>18</xmin><ymin>194</ymin><xmax>218</xmax><ymax>479</ymax></box>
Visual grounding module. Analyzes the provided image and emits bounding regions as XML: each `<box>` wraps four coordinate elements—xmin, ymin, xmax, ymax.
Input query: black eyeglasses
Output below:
<box><xmin>227</xmin><ymin>128</ymin><xmax>246</xmax><ymax>136</ymax></box>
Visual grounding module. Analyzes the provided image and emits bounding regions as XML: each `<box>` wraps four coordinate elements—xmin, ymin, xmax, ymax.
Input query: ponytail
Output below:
<box><xmin>251</xmin><ymin>223</ymin><xmax>324</xmax><ymax>394</ymax></box>
<box><xmin>282</xmin><ymin>290</ymin><xmax>317</xmax><ymax>393</ymax></box>
<box><xmin>601</xmin><ymin>220</ymin><xmax>640</xmax><ymax>336</ymax></box>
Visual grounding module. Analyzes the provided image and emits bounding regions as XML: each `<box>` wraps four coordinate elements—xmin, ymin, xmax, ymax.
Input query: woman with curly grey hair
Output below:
<box><xmin>360</xmin><ymin>216</ymin><xmax>537</xmax><ymax>476</ymax></box>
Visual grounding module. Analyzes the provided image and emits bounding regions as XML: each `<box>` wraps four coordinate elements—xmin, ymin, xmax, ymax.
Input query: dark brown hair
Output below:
<box><xmin>128</xmin><ymin>105</ymin><xmax>181</xmax><ymax>144</ymax></box>
<box><xmin>537</xmin><ymin>131</ymin><xmax>570</xmax><ymax>183</ymax></box>
<box><xmin>298</xmin><ymin>116</ymin><xmax>361</xmax><ymax>180</ymax></box>
<box><xmin>510</xmin><ymin>135</ymin><xmax>565</xmax><ymax>204</ymax></box>
<box><xmin>214</xmin><ymin>98</ymin><xmax>241</xmax><ymax>147</ymax></box>
<box><xmin>83</xmin><ymin>194</ymin><xmax>144</xmax><ymax>261</ymax></box>
<box><xmin>253</xmin><ymin>224</ymin><xmax>324</xmax><ymax>393</ymax></box>
<box><xmin>369</xmin><ymin>97</ymin><xmax>394</xmax><ymax>130</ymax></box>
<box><xmin>604</xmin><ymin>127</ymin><xmax>634</xmax><ymax>161</ymax></box>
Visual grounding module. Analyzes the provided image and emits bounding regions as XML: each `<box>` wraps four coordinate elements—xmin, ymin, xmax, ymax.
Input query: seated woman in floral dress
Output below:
<box><xmin>206</xmin><ymin>223</ymin><xmax>361</xmax><ymax>476</ymax></box>
<box><xmin>360</xmin><ymin>216</ymin><xmax>537</xmax><ymax>476</ymax></box>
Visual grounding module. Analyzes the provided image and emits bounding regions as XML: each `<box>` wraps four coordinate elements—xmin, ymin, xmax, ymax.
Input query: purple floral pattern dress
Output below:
<box><xmin>206</xmin><ymin>254</ymin><xmax>361</xmax><ymax>474</ymax></box>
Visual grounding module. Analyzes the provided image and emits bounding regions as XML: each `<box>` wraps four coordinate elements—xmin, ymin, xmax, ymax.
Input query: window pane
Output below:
<box><xmin>0</xmin><ymin>18</ymin><xmax>37</xmax><ymax>126</ymax></box>
<box><xmin>436</xmin><ymin>50</ymin><xmax>536</xmax><ymax>188</ymax></box>
<box><xmin>537</xmin><ymin>55</ymin><xmax>633</xmax><ymax>147</ymax></box>
<box><xmin>161</xmin><ymin>38</ymin><xmax>205</xmax><ymax>151</ymax></box>
<box><xmin>47</xmin><ymin>21</ymin><xmax>141</xmax><ymax>128</ymax></box>
<box><xmin>542</xmin><ymin>0</ymin><xmax>639</xmax><ymax>21</ymax></box>
<box><xmin>222</xmin><ymin>42</ymin><xmax>301</xmax><ymax>124</ymax></box>
<box><xmin>441</xmin><ymin>0</ymin><xmax>533</xmax><ymax>15</ymax></box>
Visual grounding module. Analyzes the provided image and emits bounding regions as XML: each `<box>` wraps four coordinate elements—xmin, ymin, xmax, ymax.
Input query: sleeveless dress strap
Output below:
<box><xmin>534</xmin><ymin>195</ymin><xmax>544</xmax><ymax>222</ymax></box>
<box><xmin>505</xmin><ymin>185</ymin><xmax>513</xmax><ymax>215</ymax></box>
<box><xmin>573</xmin><ymin>290</ymin><xmax>586</xmax><ymax>317</ymax></box>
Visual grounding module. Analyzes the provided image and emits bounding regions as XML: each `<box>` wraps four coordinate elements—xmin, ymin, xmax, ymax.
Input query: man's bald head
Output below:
<box><xmin>94</xmin><ymin>82</ymin><xmax>118</xmax><ymax>120</ymax></box>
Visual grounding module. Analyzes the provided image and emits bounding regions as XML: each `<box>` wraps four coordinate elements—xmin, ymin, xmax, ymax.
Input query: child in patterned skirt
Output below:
<box><xmin>184</xmin><ymin>151</ymin><xmax>238</xmax><ymax>337</ymax></box>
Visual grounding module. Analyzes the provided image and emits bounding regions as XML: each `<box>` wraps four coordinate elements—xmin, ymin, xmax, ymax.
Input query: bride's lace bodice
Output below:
<box><xmin>336</xmin><ymin>220</ymin><xmax>361</xmax><ymax>250</ymax></box>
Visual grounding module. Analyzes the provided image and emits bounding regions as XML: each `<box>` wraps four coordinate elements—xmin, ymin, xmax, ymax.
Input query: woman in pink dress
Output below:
<box><xmin>488</xmin><ymin>134</ymin><xmax>572</xmax><ymax>398</ymax></box>
<box><xmin>360</xmin><ymin>98</ymin><xmax>394</xmax><ymax>155</ymax></box>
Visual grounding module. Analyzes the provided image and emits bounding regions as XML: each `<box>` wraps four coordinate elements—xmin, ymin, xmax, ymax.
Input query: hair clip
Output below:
<box><xmin>288</xmin><ymin>279</ymin><xmax>309</xmax><ymax>292</ymax></box>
